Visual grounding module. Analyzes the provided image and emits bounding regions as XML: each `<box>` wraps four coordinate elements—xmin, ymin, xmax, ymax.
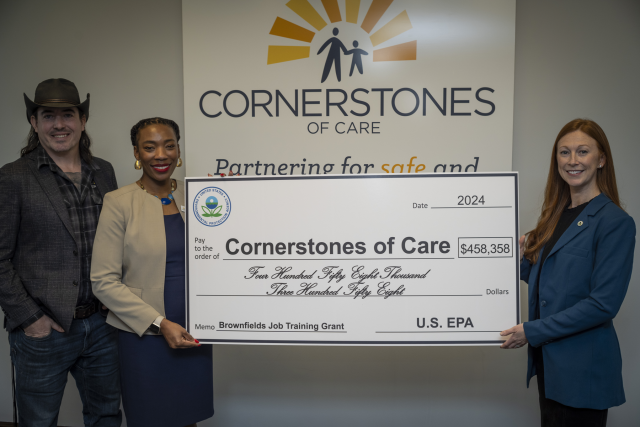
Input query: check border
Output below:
<box><xmin>186</xmin><ymin>173</ymin><xmax>520</xmax><ymax>345</ymax></box>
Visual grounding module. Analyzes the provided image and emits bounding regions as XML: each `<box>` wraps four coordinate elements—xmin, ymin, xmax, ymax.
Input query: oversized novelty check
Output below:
<box><xmin>185</xmin><ymin>174</ymin><xmax>519</xmax><ymax>345</ymax></box>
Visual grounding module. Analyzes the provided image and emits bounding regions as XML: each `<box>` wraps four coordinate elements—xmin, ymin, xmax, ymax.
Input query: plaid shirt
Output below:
<box><xmin>36</xmin><ymin>146</ymin><xmax>103</xmax><ymax>307</ymax></box>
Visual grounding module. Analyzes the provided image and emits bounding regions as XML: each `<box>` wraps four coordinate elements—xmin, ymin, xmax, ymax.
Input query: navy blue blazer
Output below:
<box><xmin>521</xmin><ymin>193</ymin><xmax>635</xmax><ymax>410</ymax></box>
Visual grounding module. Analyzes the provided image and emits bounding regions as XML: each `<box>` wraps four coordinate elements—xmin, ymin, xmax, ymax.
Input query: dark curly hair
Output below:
<box><xmin>130</xmin><ymin>117</ymin><xmax>181</xmax><ymax>146</ymax></box>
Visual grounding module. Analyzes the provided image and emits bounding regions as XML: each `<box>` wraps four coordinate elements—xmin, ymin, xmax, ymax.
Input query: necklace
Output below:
<box><xmin>138</xmin><ymin>179</ymin><xmax>176</xmax><ymax>205</ymax></box>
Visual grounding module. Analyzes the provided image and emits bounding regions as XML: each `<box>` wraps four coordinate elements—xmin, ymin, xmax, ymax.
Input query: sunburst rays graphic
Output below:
<box><xmin>267</xmin><ymin>0</ymin><xmax>416</xmax><ymax>66</ymax></box>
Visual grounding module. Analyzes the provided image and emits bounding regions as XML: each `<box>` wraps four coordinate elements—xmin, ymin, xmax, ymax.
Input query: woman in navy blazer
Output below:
<box><xmin>501</xmin><ymin>119</ymin><xmax>635</xmax><ymax>426</ymax></box>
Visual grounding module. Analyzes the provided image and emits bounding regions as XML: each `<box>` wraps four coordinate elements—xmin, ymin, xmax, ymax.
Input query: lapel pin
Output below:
<box><xmin>577</xmin><ymin>221</ymin><xmax>583</xmax><ymax>226</ymax></box>
<box><xmin>181</xmin><ymin>205</ymin><xmax>186</xmax><ymax>212</ymax></box>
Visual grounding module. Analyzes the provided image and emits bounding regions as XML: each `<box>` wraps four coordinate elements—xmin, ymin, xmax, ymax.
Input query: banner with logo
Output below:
<box><xmin>182</xmin><ymin>0</ymin><xmax>516</xmax><ymax>176</ymax></box>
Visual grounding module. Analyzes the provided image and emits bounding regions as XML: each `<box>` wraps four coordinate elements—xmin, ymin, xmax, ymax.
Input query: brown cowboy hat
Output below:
<box><xmin>24</xmin><ymin>78</ymin><xmax>90</xmax><ymax>123</ymax></box>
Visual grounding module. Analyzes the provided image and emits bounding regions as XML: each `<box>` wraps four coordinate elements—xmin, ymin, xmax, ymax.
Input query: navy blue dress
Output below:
<box><xmin>118</xmin><ymin>213</ymin><xmax>213</xmax><ymax>427</ymax></box>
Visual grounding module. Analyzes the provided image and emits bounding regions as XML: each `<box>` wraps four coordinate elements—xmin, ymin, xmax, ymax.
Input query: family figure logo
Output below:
<box><xmin>317</xmin><ymin>27</ymin><xmax>368</xmax><ymax>82</ymax></box>
<box><xmin>267</xmin><ymin>0</ymin><xmax>417</xmax><ymax>83</ymax></box>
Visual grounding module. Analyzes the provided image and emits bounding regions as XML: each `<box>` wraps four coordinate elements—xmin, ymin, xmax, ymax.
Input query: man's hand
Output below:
<box><xmin>23</xmin><ymin>315</ymin><xmax>64</xmax><ymax>338</ymax></box>
<box><xmin>159</xmin><ymin>318</ymin><xmax>200</xmax><ymax>349</ymax></box>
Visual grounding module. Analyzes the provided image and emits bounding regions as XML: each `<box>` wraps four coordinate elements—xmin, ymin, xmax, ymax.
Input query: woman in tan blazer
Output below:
<box><xmin>91</xmin><ymin>118</ymin><xmax>213</xmax><ymax>427</ymax></box>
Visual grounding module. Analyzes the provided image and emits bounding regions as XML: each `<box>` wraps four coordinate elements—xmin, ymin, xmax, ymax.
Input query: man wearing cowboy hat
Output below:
<box><xmin>0</xmin><ymin>78</ymin><xmax>121</xmax><ymax>426</ymax></box>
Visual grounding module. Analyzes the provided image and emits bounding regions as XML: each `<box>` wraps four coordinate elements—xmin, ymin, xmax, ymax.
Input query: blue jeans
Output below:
<box><xmin>9</xmin><ymin>312</ymin><xmax>122</xmax><ymax>427</ymax></box>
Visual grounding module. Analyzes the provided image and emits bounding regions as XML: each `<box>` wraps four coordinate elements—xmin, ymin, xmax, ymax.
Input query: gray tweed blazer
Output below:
<box><xmin>0</xmin><ymin>149</ymin><xmax>118</xmax><ymax>332</ymax></box>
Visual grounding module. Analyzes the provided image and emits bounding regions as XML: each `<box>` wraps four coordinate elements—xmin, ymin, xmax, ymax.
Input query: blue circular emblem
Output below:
<box><xmin>205</xmin><ymin>196</ymin><xmax>218</xmax><ymax>210</ymax></box>
<box><xmin>193</xmin><ymin>187</ymin><xmax>231</xmax><ymax>227</ymax></box>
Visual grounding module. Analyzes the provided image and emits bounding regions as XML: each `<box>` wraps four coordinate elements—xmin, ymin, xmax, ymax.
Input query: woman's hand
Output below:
<box><xmin>519</xmin><ymin>235</ymin><xmax>525</xmax><ymax>262</ymax></box>
<box><xmin>208</xmin><ymin>170</ymin><xmax>242</xmax><ymax>178</ymax></box>
<box><xmin>159</xmin><ymin>318</ymin><xmax>200</xmax><ymax>349</ymax></box>
<box><xmin>500</xmin><ymin>323</ymin><xmax>528</xmax><ymax>349</ymax></box>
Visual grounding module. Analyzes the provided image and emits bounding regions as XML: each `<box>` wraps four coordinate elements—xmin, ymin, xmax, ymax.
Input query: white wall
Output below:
<box><xmin>1</xmin><ymin>1</ymin><xmax>638</xmax><ymax>425</ymax></box>
<box><xmin>0</xmin><ymin>0</ymin><xmax>186</xmax><ymax>186</ymax></box>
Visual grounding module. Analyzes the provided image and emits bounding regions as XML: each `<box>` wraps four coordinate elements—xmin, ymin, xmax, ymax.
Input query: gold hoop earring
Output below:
<box><xmin>177</xmin><ymin>158</ymin><xmax>183</xmax><ymax>168</ymax></box>
<box><xmin>135</xmin><ymin>160</ymin><xmax>142</xmax><ymax>170</ymax></box>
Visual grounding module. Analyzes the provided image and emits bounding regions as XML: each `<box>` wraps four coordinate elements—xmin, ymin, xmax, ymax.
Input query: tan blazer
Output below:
<box><xmin>91</xmin><ymin>180</ymin><xmax>185</xmax><ymax>336</ymax></box>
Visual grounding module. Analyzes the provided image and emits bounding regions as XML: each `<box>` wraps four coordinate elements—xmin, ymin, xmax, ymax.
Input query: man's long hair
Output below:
<box><xmin>20</xmin><ymin>110</ymin><xmax>93</xmax><ymax>164</ymax></box>
<box><xmin>523</xmin><ymin>119</ymin><xmax>621</xmax><ymax>264</ymax></box>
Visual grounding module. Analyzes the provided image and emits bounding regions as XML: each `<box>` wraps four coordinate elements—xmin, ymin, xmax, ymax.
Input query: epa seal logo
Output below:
<box><xmin>193</xmin><ymin>187</ymin><xmax>231</xmax><ymax>227</ymax></box>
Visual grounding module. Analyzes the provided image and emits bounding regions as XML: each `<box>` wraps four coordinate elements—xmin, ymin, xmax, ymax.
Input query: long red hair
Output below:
<box><xmin>523</xmin><ymin>119</ymin><xmax>621</xmax><ymax>264</ymax></box>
